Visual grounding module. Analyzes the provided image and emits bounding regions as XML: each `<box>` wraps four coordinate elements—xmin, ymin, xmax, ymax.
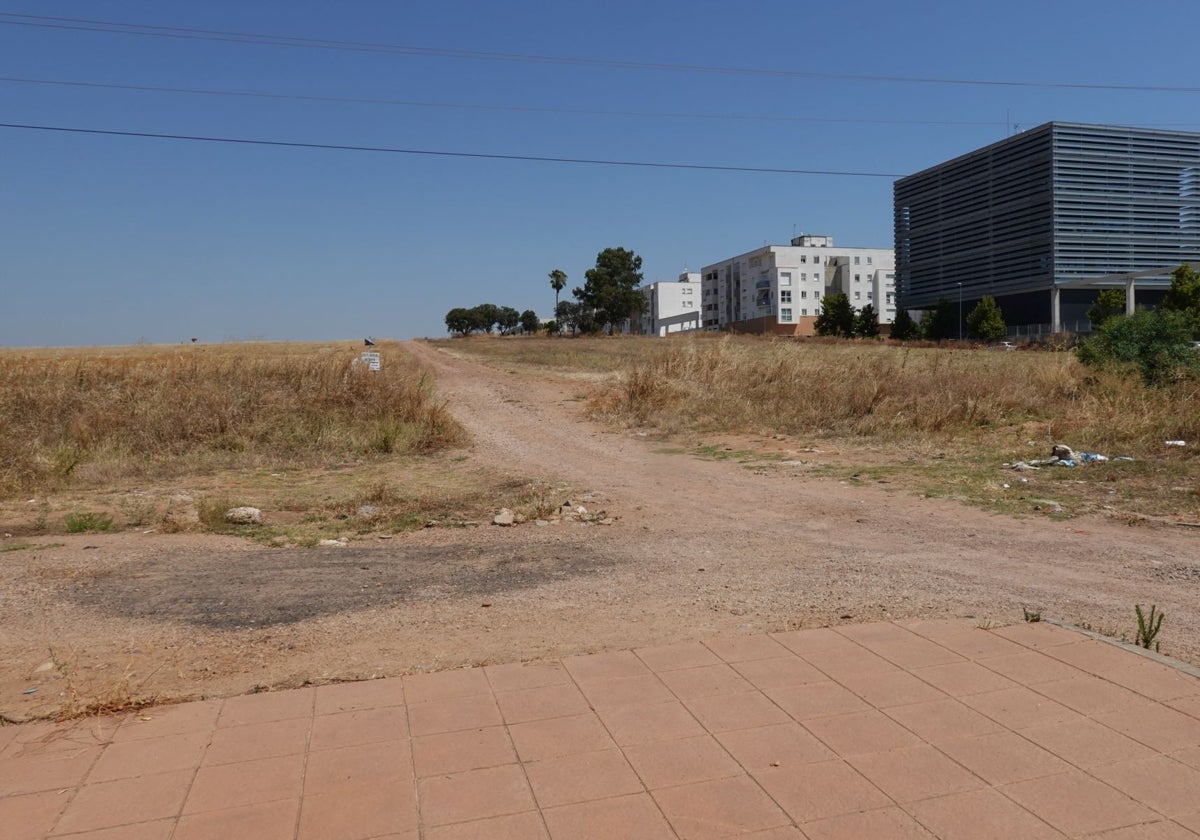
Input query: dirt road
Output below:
<box><xmin>2</xmin><ymin>340</ymin><xmax>1197</xmax><ymax>721</ymax></box>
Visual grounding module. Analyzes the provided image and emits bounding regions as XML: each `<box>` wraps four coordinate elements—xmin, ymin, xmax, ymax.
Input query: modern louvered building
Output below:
<box><xmin>894</xmin><ymin>122</ymin><xmax>1200</xmax><ymax>330</ymax></box>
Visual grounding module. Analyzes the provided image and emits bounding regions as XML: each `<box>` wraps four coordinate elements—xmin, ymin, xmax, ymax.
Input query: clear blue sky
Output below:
<box><xmin>3</xmin><ymin>1</ymin><xmax>1198</xmax><ymax>346</ymax></box>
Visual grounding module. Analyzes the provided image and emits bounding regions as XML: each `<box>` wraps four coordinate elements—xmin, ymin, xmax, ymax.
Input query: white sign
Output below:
<box><xmin>360</xmin><ymin>351</ymin><xmax>381</xmax><ymax>371</ymax></box>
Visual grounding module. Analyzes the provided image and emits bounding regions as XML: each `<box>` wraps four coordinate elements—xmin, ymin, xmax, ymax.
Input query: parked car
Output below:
<box><xmin>992</xmin><ymin>341</ymin><xmax>1017</xmax><ymax>351</ymax></box>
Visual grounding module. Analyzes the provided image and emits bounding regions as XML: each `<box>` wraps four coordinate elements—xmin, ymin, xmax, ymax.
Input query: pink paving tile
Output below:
<box><xmin>216</xmin><ymin>688</ymin><xmax>314</xmax><ymax>728</ymax></box>
<box><xmin>309</xmin><ymin>704</ymin><xmax>408</xmax><ymax>749</ymax></box>
<box><xmin>1095</xmin><ymin>701</ymin><xmax>1200</xmax><ymax>752</ymax></box>
<box><xmin>407</xmin><ymin>694</ymin><xmax>501</xmax><ymax>737</ymax></box>
<box><xmin>859</xmin><ymin>636</ymin><xmax>967</xmax><ymax>670</ymax></box>
<box><xmin>417</xmin><ymin>764</ymin><xmax>536</xmax><ymax>827</ymax></box>
<box><xmin>683</xmin><ymin>689</ymin><xmax>792</xmax><ymax>733</ymax></box>
<box><xmin>173</xmin><ymin>799</ymin><xmax>298</xmax><ymax>840</ymax></box>
<box><xmin>403</xmin><ymin>667</ymin><xmax>492</xmax><ymax>705</ymax></box>
<box><xmin>597</xmin><ymin>700</ymin><xmax>706</xmax><ymax>746</ymax></box>
<box><xmin>635</xmin><ymin>641</ymin><xmax>723</xmax><ymax>672</ymax></box>
<box><xmin>801</xmin><ymin>708</ymin><xmax>923</xmax><ymax>757</ymax></box>
<box><xmin>715</xmin><ymin>722</ymin><xmax>836</xmax><ymax>771</ymax></box>
<box><xmin>493</xmin><ymin>682</ymin><xmax>590</xmax><ymax>724</ymax></box>
<box><xmin>836</xmin><ymin>621</ymin><xmax>920</xmax><ymax>644</ymax></box>
<box><xmin>298</xmin><ymin>784</ymin><xmax>418</xmax><ymax>840</ymax></box>
<box><xmin>936</xmin><ymin>730</ymin><xmax>1073</xmax><ymax>785</ymax></box>
<box><xmin>507</xmin><ymin>713</ymin><xmax>616</xmax><ymax>762</ymax></box>
<box><xmin>541</xmin><ymin>792</ymin><xmax>676</xmax><ymax>840</ymax></box>
<box><xmin>908</xmin><ymin>625</ymin><xmax>1029</xmax><ymax>660</ymax></box>
<box><xmin>801</xmin><ymin>647</ymin><xmax>902</xmax><ymax>681</ymax></box>
<box><xmin>753</xmin><ymin>759</ymin><xmax>891</xmax><ymax>822</ymax></box>
<box><xmin>740</xmin><ymin>828</ymin><xmax>806</xmax><ymax>840</ymax></box>
<box><xmin>977</xmin><ymin>651</ymin><xmax>1083</xmax><ymax>685</ymax></box>
<box><xmin>912</xmin><ymin>660</ymin><xmax>1019</xmax><ymax>697</ymax></box>
<box><xmin>1002</xmin><ymin>770</ymin><xmax>1159</xmax><ymax>836</ymax></box>
<box><xmin>86</xmin><ymin>730</ymin><xmax>209</xmax><ymax>782</ymax></box>
<box><xmin>836</xmin><ymin>668</ymin><xmax>948</xmax><ymax>708</ymax></box>
<box><xmin>51</xmin><ymin>768</ymin><xmax>192</xmax><ymax>835</ymax></box>
<box><xmin>1175</xmin><ymin>812</ymin><xmax>1200</xmax><ymax>835</ymax></box>
<box><xmin>908</xmin><ymin>787</ymin><xmax>1066</xmax><ymax>840</ymax></box>
<box><xmin>313</xmin><ymin>676</ymin><xmax>404</xmax><ymax>715</ymax></box>
<box><xmin>847</xmin><ymin>744</ymin><xmax>985</xmax><ymax>803</ymax></box>
<box><xmin>622</xmin><ymin>734</ymin><xmax>743</xmax><ymax>789</ymax></box>
<box><xmin>1083</xmin><ymin>821</ymin><xmax>1200</xmax><ymax>839</ymax></box>
<box><xmin>961</xmin><ymin>687</ymin><xmax>1081</xmax><ymax>730</ymax></box>
<box><xmin>110</xmin><ymin>701</ymin><xmax>220</xmax><ymax>742</ymax></box>
<box><xmin>0</xmin><ymin>748</ymin><xmax>102</xmax><ymax>796</ymax></box>
<box><xmin>50</xmin><ymin>820</ymin><xmax>175</xmax><ymax>840</ymax></box>
<box><xmin>1032</xmin><ymin>674</ymin><xmax>1144</xmax><ymax>715</ymax></box>
<box><xmin>731</xmin><ymin>656</ymin><xmax>827</xmax><ymax>691</ymax></box>
<box><xmin>0</xmin><ymin>789</ymin><xmax>68</xmax><ymax>840</ymax></box>
<box><xmin>1019</xmin><ymin>717</ymin><xmax>1159</xmax><ymax>769</ymax></box>
<box><xmin>182</xmin><ymin>753</ymin><xmax>304</xmax><ymax>815</ymax></box>
<box><xmin>483</xmin><ymin>661</ymin><xmax>571</xmax><ymax>693</ymax></box>
<box><xmin>652</xmin><ymin>775</ymin><xmax>791</xmax><ymax>840</ymax></box>
<box><xmin>202</xmin><ymin>717</ymin><xmax>311</xmax><ymax>765</ymax></box>
<box><xmin>884</xmin><ymin>698</ymin><xmax>1004</xmax><ymax>744</ymax></box>
<box><xmin>1046</xmin><ymin>640</ymin><xmax>1149</xmax><ymax>676</ymax></box>
<box><xmin>561</xmin><ymin>649</ymin><xmax>651</xmax><ymax>682</ymax></box>
<box><xmin>658</xmin><ymin>663</ymin><xmax>754</xmax><ymax>700</ymax></box>
<box><xmin>1090</xmin><ymin>755</ymin><xmax>1200</xmax><ymax>817</ymax></box>
<box><xmin>303</xmin><ymin>739</ymin><xmax>413</xmax><ymax>795</ymax></box>
<box><xmin>801</xmin><ymin>806</ymin><xmax>935</xmax><ymax>840</ymax></box>
<box><xmin>413</xmin><ymin>726</ymin><xmax>516</xmax><ymax>777</ymax></box>
<box><xmin>425</xmin><ymin>811</ymin><xmax>549</xmax><ymax>840</ymax></box>
<box><xmin>574</xmin><ymin>673</ymin><xmax>675</xmax><ymax>709</ymax></box>
<box><xmin>1102</xmin><ymin>658</ymin><xmax>1200</xmax><ymax>703</ymax></box>
<box><xmin>702</xmin><ymin>634</ymin><xmax>790</xmax><ymax>663</ymax></box>
<box><xmin>770</xmin><ymin>627</ymin><xmax>863</xmax><ymax>656</ymax></box>
<box><xmin>991</xmin><ymin>621</ymin><xmax>1081</xmax><ymax>648</ymax></box>
<box><xmin>1169</xmin><ymin>694</ymin><xmax>1200</xmax><ymax>720</ymax></box>
<box><xmin>524</xmin><ymin>748</ymin><xmax>644</xmax><ymax>808</ymax></box>
<box><xmin>763</xmin><ymin>680</ymin><xmax>870</xmax><ymax>721</ymax></box>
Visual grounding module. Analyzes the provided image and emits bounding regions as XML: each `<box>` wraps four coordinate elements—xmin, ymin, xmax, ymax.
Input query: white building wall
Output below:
<box><xmin>638</xmin><ymin>274</ymin><xmax>702</xmax><ymax>336</ymax></box>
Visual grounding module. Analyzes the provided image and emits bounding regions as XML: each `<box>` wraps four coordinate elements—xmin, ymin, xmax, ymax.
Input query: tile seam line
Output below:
<box><xmin>1039</xmin><ymin>616</ymin><xmax>1200</xmax><ymax>682</ymax></box>
<box><xmin>40</xmin><ymin>713</ymin><xmax>113</xmax><ymax>836</ymax></box>
<box><xmin>400</xmin><ymin>680</ymin><xmax>424</xmax><ymax>840</ymax></box>
<box><xmin>482</xmin><ymin>664</ymin><xmax>554</xmax><ymax>840</ymax></box>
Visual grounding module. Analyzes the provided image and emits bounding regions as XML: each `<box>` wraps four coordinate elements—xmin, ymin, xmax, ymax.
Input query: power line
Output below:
<box><xmin>3</xmin><ymin>11</ymin><xmax>1200</xmax><ymax>94</ymax></box>
<box><xmin>0</xmin><ymin>122</ymin><xmax>904</xmax><ymax>177</ymax></box>
<box><xmin>0</xmin><ymin>76</ymin><xmax>1009</xmax><ymax>128</ymax></box>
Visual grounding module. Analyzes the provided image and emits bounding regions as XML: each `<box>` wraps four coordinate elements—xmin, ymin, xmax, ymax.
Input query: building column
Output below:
<box><xmin>1125</xmin><ymin>277</ymin><xmax>1136</xmax><ymax>315</ymax></box>
<box><xmin>1051</xmin><ymin>285</ymin><xmax>1061</xmax><ymax>332</ymax></box>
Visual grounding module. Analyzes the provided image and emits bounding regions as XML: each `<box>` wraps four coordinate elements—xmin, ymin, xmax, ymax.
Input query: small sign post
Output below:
<box><xmin>360</xmin><ymin>351</ymin><xmax>381</xmax><ymax>371</ymax></box>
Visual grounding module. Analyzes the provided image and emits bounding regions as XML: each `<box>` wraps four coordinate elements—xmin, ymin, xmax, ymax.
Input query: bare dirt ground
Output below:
<box><xmin>3</xmin><ymin>339</ymin><xmax>1198</xmax><ymax>721</ymax></box>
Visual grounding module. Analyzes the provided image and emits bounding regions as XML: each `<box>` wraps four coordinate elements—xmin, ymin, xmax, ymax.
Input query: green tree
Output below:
<box><xmin>814</xmin><ymin>292</ymin><xmax>855</xmax><ymax>337</ymax></box>
<box><xmin>966</xmin><ymin>295</ymin><xmax>1007</xmax><ymax>341</ymax></box>
<box><xmin>889</xmin><ymin>307</ymin><xmax>920</xmax><ymax>340</ymax></box>
<box><xmin>470</xmin><ymin>303</ymin><xmax>500</xmax><ymax>334</ymax></box>
<box><xmin>555</xmin><ymin>300</ymin><xmax>598</xmax><ymax>336</ymax></box>
<box><xmin>854</xmin><ymin>303</ymin><xmax>880</xmax><ymax>338</ymax></box>
<box><xmin>548</xmin><ymin>269</ymin><xmax>568</xmax><ymax>327</ymax></box>
<box><xmin>1160</xmin><ymin>263</ymin><xmax>1200</xmax><ymax>336</ymax></box>
<box><xmin>1086</xmin><ymin>288</ymin><xmax>1127</xmax><ymax>328</ymax></box>
<box><xmin>1077</xmin><ymin>309</ymin><xmax>1200</xmax><ymax>386</ymax></box>
<box><xmin>444</xmin><ymin>307</ymin><xmax>475</xmax><ymax>336</ymax></box>
<box><xmin>575</xmin><ymin>248</ymin><xmax>645</xmax><ymax>334</ymax></box>
<box><xmin>519</xmin><ymin>309</ymin><xmax>539</xmax><ymax>334</ymax></box>
<box><xmin>496</xmin><ymin>306</ymin><xmax>520</xmax><ymax>335</ymax></box>
<box><xmin>920</xmin><ymin>298</ymin><xmax>957</xmax><ymax>341</ymax></box>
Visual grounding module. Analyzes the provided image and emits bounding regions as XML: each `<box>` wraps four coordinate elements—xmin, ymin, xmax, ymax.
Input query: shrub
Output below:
<box><xmin>1077</xmin><ymin>310</ymin><xmax>1200</xmax><ymax>385</ymax></box>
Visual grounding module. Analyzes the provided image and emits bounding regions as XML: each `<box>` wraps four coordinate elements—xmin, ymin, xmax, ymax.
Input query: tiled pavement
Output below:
<box><xmin>4</xmin><ymin>620</ymin><xmax>1200</xmax><ymax>839</ymax></box>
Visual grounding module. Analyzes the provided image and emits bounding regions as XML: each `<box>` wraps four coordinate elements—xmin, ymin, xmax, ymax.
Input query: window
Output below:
<box><xmin>801</xmin><ymin>309</ymin><xmax>808</xmax><ymax>316</ymax></box>
<box><xmin>780</xmin><ymin>308</ymin><xmax>792</xmax><ymax>321</ymax></box>
<box><xmin>800</xmin><ymin>290</ymin><xmax>807</xmax><ymax>299</ymax></box>
<box><xmin>779</xmin><ymin>272</ymin><xmax>792</xmax><ymax>286</ymax></box>
<box><xmin>867</xmin><ymin>256</ymin><xmax>873</xmax><ymax>265</ymax></box>
<box><xmin>855</xmin><ymin>274</ymin><xmax>861</xmax><ymax>282</ymax></box>
<box><xmin>682</xmin><ymin>287</ymin><xmax>693</xmax><ymax>295</ymax></box>
<box><xmin>815</xmin><ymin>291</ymin><xmax>821</xmax><ymax>300</ymax></box>
<box><xmin>855</xmin><ymin>291</ymin><xmax>861</xmax><ymax>300</ymax></box>
<box><xmin>854</xmin><ymin>256</ymin><xmax>861</xmax><ymax>265</ymax></box>
<box><xmin>780</xmin><ymin>290</ymin><xmax>792</xmax><ymax>303</ymax></box>
<box><xmin>800</xmin><ymin>255</ymin><xmax>807</xmax><ymax>263</ymax></box>
<box><xmin>867</xmin><ymin>292</ymin><xmax>872</xmax><ymax>300</ymax></box>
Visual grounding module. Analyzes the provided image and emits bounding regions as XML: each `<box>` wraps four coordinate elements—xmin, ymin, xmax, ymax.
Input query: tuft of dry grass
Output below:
<box><xmin>0</xmin><ymin>341</ymin><xmax>465</xmax><ymax>498</ymax></box>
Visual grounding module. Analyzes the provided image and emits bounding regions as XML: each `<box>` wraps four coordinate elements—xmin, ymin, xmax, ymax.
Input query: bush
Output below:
<box><xmin>1077</xmin><ymin>310</ymin><xmax>1200</xmax><ymax>385</ymax></box>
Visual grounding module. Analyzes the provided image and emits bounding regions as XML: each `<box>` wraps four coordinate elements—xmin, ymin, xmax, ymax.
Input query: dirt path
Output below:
<box><xmin>2</xmin><ymin>340</ymin><xmax>1197</xmax><ymax>721</ymax></box>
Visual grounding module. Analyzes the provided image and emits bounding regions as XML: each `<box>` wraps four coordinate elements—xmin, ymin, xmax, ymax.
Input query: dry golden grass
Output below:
<box><xmin>0</xmin><ymin>340</ymin><xmax>465</xmax><ymax>497</ymax></box>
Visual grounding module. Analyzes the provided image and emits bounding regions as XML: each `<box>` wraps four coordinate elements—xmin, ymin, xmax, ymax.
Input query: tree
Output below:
<box><xmin>555</xmin><ymin>300</ymin><xmax>598</xmax><ymax>336</ymax></box>
<box><xmin>1086</xmin><ymin>288</ymin><xmax>1127</xmax><ymax>329</ymax></box>
<box><xmin>470</xmin><ymin>303</ymin><xmax>500</xmax><ymax>334</ymax></box>
<box><xmin>575</xmin><ymin>247</ymin><xmax>645</xmax><ymax>335</ymax></box>
<box><xmin>548</xmin><ymin>269</ymin><xmax>567</xmax><ymax>327</ymax></box>
<box><xmin>920</xmin><ymin>298</ymin><xmax>957</xmax><ymax>341</ymax></box>
<box><xmin>1160</xmin><ymin>263</ymin><xmax>1200</xmax><ymax>336</ymax></box>
<box><xmin>854</xmin><ymin>303</ymin><xmax>880</xmax><ymax>338</ymax></box>
<box><xmin>496</xmin><ymin>306</ymin><xmax>520</xmax><ymax>335</ymax></box>
<box><xmin>1077</xmin><ymin>309</ymin><xmax>1200</xmax><ymax>386</ymax></box>
<box><xmin>444</xmin><ymin>307</ymin><xmax>475</xmax><ymax>336</ymax></box>
<box><xmin>814</xmin><ymin>292</ymin><xmax>855</xmax><ymax>337</ymax></box>
<box><xmin>890</xmin><ymin>307</ymin><xmax>920</xmax><ymax>341</ymax></box>
<box><xmin>966</xmin><ymin>295</ymin><xmax>1006</xmax><ymax>341</ymax></box>
<box><xmin>519</xmin><ymin>309</ymin><xmax>539</xmax><ymax>334</ymax></box>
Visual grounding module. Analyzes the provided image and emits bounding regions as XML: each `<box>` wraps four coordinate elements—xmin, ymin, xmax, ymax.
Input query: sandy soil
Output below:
<box><xmin>2</xmin><ymin>339</ymin><xmax>1198</xmax><ymax>721</ymax></box>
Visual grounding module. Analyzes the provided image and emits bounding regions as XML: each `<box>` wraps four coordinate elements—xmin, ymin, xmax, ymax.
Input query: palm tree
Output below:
<box><xmin>548</xmin><ymin>269</ymin><xmax>567</xmax><ymax>328</ymax></box>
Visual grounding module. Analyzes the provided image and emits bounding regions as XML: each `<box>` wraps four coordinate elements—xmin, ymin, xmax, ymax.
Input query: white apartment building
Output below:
<box><xmin>637</xmin><ymin>272</ymin><xmax>702</xmax><ymax>336</ymax></box>
<box><xmin>699</xmin><ymin>235</ymin><xmax>896</xmax><ymax>336</ymax></box>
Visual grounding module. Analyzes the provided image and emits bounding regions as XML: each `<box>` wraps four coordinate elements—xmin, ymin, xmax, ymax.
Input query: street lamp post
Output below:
<box><xmin>957</xmin><ymin>282</ymin><xmax>962</xmax><ymax>341</ymax></box>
